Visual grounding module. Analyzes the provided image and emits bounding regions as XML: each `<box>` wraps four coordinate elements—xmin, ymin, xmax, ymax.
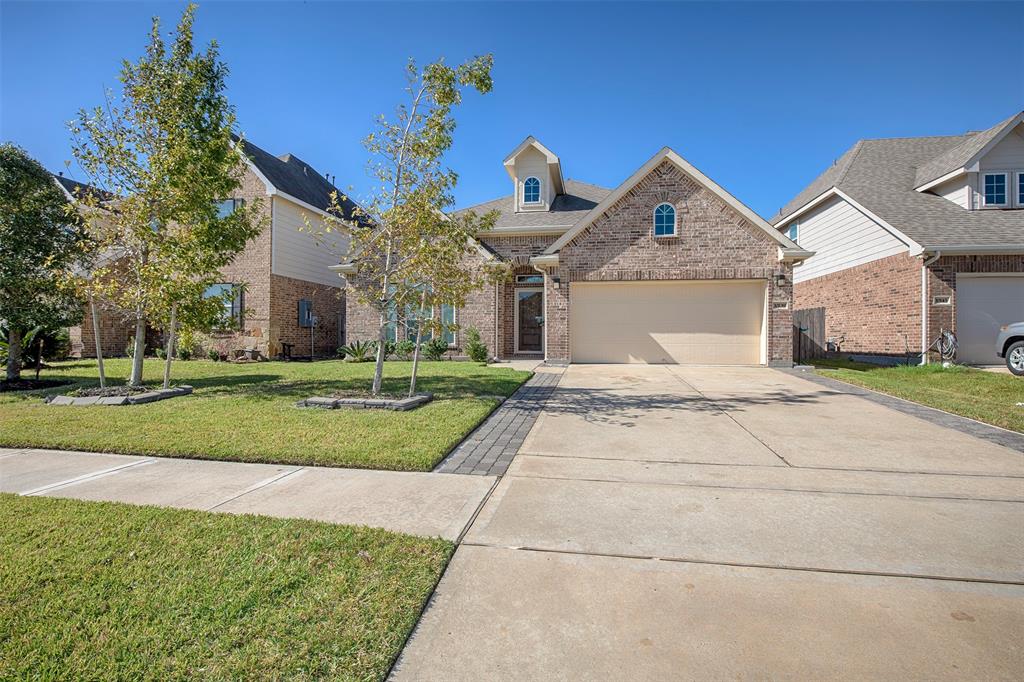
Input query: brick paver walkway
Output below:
<box><xmin>435</xmin><ymin>367</ymin><xmax>564</xmax><ymax>476</ymax></box>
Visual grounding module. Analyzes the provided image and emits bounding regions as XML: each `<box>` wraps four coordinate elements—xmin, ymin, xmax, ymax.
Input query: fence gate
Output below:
<box><xmin>792</xmin><ymin>307</ymin><xmax>826</xmax><ymax>363</ymax></box>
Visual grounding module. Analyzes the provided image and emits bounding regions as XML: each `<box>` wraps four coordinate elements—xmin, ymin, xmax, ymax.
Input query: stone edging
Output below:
<box><xmin>783</xmin><ymin>369</ymin><xmax>1024</xmax><ymax>454</ymax></box>
<box><xmin>297</xmin><ymin>393</ymin><xmax>433</xmax><ymax>411</ymax></box>
<box><xmin>46</xmin><ymin>386</ymin><xmax>194</xmax><ymax>406</ymax></box>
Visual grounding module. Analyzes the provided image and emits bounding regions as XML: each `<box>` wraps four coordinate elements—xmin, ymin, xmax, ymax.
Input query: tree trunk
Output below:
<box><xmin>128</xmin><ymin>309</ymin><xmax>146</xmax><ymax>387</ymax></box>
<box><xmin>89</xmin><ymin>293</ymin><xmax>106</xmax><ymax>389</ymax></box>
<box><xmin>35</xmin><ymin>335</ymin><xmax>44</xmax><ymax>381</ymax></box>
<box><xmin>162</xmin><ymin>304</ymin><xmax>177</xmax><ymax>390</ymax></box>
<box><xmin>5</xmin><ymin>327</ymin><xmax>22</xmax><ymax>381</ymax></box>
<box><xmin>372</xmin><ymin>312</ymin><xmax>387</xmax><ymax>396</ymax></box>
<box><xmin>409</xmin><ymin>289</ymin><xmax>428</xmax><ymax>398</ymax></box>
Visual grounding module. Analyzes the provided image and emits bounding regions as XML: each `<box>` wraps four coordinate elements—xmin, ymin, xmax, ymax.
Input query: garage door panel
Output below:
<box><xmin>956</xmin><ymin>276</ymin><xmax>1024</xmax><ymax>365</ymax></box>
<box><xmin>571</xmin><ymin>280</ymin><xmax>765</xmax><ymax>365</ymax></box>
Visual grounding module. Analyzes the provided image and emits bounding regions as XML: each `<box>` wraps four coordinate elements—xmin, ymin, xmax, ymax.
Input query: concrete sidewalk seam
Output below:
<box><xmin>664</xmin><ymin>366</ymin><xmax>795</xmax><ymax>467</ymax></box>
<box><xmin>516</xmin><ymin>452</ymin><xmax>1024</xmax><ymax>479</ymax></box>
<box><xmin>459</xmin><ymin>542</ymin><xmax>1024</xmax><ymax>587</ymax></box>
<box><xmin>20</xmin><ymin>457</ymin><xmax>156</xmax><ymax>496</ymax></box>
<box><xmin>503</xmin><ymin>472</ymin><xmax>1024</xmax><ymax>503</ymax></box>
<box><xmin>205</xmin><ymin>467</ymin><xmax>306</xmax><ymax>512</ymax></box>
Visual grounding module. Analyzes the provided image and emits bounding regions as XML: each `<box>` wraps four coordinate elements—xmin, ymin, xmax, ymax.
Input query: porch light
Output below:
<box><xmin>774</xmin><ymin>273</ymin><xmax>787</xmax><ymax>286</ymax></box>
<box><xmin>552</xmin><ymin>276</ymin><xmax>561</xmax><ymax>289</ymax></box>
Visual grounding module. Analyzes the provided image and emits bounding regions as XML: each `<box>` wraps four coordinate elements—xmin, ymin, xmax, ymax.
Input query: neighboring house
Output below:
<box><xmin>65</xmin><ymin>138</ymin><xmax>359</xmax><ymax>359</ymax></box>
<box><xmin>772</xmin><ymin>111</ymin><xmax>1024</xmax><ymax>365</ymax></box>
<box><xmin>342</xmin><ymin>137</ymin><xmax>810</xmax><ymax>366</ymax></box>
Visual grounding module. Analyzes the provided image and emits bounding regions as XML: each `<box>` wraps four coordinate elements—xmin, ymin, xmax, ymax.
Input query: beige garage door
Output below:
<box><xmin>956</xmin><ymin>275</ymin><xmax>1024</xmax><ymax>365</ymax></box>
<box><xmin>570</xmin><ymin>280</ymin><xmax>766</xmax><ymax>364</ymax></box>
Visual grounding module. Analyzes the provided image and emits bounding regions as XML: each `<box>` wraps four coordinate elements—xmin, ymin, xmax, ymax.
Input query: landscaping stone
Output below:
<box><xmin>47</xmin><ymin>386</ymin><xmax>194</xmax><ymax>407</ymax></box>
<box><xmin>296</xmin><ymin>393</ymin><xmax>433</xmax><ymax>411</ymax></box>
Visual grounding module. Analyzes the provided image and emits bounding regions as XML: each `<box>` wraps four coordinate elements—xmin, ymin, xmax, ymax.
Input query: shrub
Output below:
<box><xmin>125</xmin><ymin>342</ymin><xmax>135</xmax><ymax>358</ymax></box>
<box><xmin>381</xmin><ymin>340</ymin><xmax>396</xmax><ymax>361</ymax></box>
<box><xmin>424</xmin><ymin>337</ymin><xmax>449</xmax><ymax>361</ymax></box>
<box><xmin>177</xmin><ymin>346</ymin><xmax>192</xmax><ymax>361</ymax></box>
<box><xmin>177</xmin><ymin>328</ymin><xmax>197</xmax><ymax>360</ymax></box>
<box><xmin>207</xmin><ymin>347</ymin><xmax>220</xmax><ymax>362</ymax></box>
<box><xmin>464</xmin><ymin>327</ymin><xmax>489</xmax><ymax>364</ymax></box>
<box><xmin>394</xmin><ymin>340</ymin><xmax>416</xmax><ymax>360</ymax></box>
<box><xmin>339</xmin><ymin>340</ymin><xmax>374</xmax><ymax>362</ymax></box>
<box><xmin>155</xmin><ymin>347</ymin><xmax>166</xmax><ymax>360</ymax></box>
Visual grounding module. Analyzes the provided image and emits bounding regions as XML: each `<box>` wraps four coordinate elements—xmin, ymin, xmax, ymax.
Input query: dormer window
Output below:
<box><xmin>523</xmin><ymin>177</ymin><xmax>541</xmax><ymax>204</ymax></box>
<box><xmin>983</xmin><ymin>172</ymin><xmax>1007</xmax><ymax>207</ymax></box>
<box><xmin>654</xmin><ymin>203</ymin><xmax>676</xmax><ymax>237</ymax></box>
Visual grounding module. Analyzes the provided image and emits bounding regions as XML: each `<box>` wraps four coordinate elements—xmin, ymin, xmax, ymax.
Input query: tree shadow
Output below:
<box><xmin>536</xmin><ymin>387</ymin><xmax>840</xmax><ymax>427</ymax></box>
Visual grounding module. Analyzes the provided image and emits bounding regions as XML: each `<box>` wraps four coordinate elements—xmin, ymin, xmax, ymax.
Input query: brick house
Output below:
<box><xmin>772</xmin><ymin>111</ymin><xmax>1024</xmax><ymax>365</ymax></box>
<box><xmin>66</xmin><ymin>138</ymin><xmax>359</xmax><ymax>359</ymax></box>
<box><xmin>341</xmin><ymin>137</ymin><xmax>810</xmax><ymax>366</ymax></box>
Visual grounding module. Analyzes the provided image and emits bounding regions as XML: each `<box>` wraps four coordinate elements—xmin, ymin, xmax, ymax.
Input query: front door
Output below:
<box><xmin>516</xmin><ymin>288</ymin><xmax>544</xmax><ymax>353</ymax></box>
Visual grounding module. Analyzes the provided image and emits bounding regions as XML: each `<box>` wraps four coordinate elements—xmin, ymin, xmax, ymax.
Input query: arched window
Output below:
<box><xmin>654</xmin><ymin>203</ymin><xmax>676</xmax><ymax>236</ymax></box>
<box><xmin>523</xmin><ymin>177</ymin><xmax>541</xmax><ymax>204</ymax></box>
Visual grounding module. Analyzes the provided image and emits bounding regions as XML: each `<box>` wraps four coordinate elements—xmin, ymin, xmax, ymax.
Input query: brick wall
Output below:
<box><xmin>554</xmin><ymin>160</ymin><xmax>793</xmax><ymax>365</ymax></box>
<box><xmin>270</xmin><ymin>273</ymin><xmax>343</xmax><ymax>357</ymax></box>
<box><xmin>927</xmin><ymin>254</ymin><xmax>1024</xmax><ymax>345</ymax></box>
<box><xmin>69</xmin><ymin>302</ymin><xmax>137</xmax><ymax>358</ymax></box>
<box><xmin>793</xmin><ymin>252</ymin><xmax>921</xmax><ymax>355</ymax></box>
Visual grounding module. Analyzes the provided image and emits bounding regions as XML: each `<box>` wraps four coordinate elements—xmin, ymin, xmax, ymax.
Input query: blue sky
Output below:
<box><xmin>3</xmin><ymin>1</ymin><xmax>1022</xmax><ymax>218</ymax></box>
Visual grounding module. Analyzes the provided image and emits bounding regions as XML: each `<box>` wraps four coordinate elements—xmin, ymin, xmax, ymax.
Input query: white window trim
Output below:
<box><xmin>787</xmin><ymin>221</ymin><xmax>799</xmax><ymax>242</ymax></box>
<box><xmin>653</xmin><ymin>202</ymin><xmax>677</xmax><ymax>238</ymax></box>
<box><xmin>981</xmin><ymin>171</ymin><xmax>1009</xmax><ymax>207</ymax></box>
<box><xmin>1016</xmin><ymin>171</ymin><xmax>1024</xmax><ymax>208</ymax></box>
<box><xmin>522</xmin><ymin>177</ymin><xmax>542</xmax><ymax>205</ymax></box>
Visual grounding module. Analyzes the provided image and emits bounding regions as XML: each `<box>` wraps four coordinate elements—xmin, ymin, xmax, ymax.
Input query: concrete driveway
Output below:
<box><xmin>393</xmin><ymin>365</ymin><xmax>1024</xmax><ymax>680</ymax></box>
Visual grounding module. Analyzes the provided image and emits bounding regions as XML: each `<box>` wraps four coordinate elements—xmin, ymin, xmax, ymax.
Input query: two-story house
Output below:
<box><xmin>66</xmin><ymin>137</ymin><xmax>359</xmax><ymax>359</ymax></box>
<box><xmin>772</xmin><ymin>111</ymin><xmax>1024</xmax><ymax>365</ymax></box>
<box><xmin>341</xmin><ymin>137</ymin><xmax>810</xmax><ymax>366</ymax></box>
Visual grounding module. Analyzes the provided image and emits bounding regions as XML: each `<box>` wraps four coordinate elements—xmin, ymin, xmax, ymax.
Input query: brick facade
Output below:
<box><xmin>346</xmin><ymin>160</ymin><xmax>795</xmax><ymax>365</ymax></box>
<box><xmin>793</xmin><ymin>253</ymin><xmax>922</xmax><ymax>355</ymax></box>
<box><xmin>792</xmin><ymin>252</ymin><xmax>1024</xmax><ymax>357</ymax></box>
<box><xmin>551</xmin><ymin>160</ymin><xmax>793</xmax><ymax>365</ymax></box>
<box><xmin>70</xmin><ymin>165</ymin><xmax>344</xmax><ymax>359</ymax></box>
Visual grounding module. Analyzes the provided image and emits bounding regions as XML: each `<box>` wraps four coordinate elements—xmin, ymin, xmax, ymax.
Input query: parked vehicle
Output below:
<box><xmin>996</xmin><ymin>322</ymin><xmax>1024</xmax><ymax>376</ymax></box>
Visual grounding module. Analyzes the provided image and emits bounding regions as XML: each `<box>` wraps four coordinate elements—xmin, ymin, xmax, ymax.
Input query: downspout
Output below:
<box><xmin>532</xmin><ymin>265</ymin><xmax>549</xmax><ymax>365</ymax></box>
<box><xmin>920</xmin><ymin>251</ymin><xmax>941</xmax><ymax>365</ymax></box>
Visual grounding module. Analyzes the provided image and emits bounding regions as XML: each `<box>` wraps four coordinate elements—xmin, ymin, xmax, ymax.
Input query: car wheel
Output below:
<box><xmin>1006</xmin><ymin>341</ymin><xmax>1024</xmax><ymax>376</ymax></box>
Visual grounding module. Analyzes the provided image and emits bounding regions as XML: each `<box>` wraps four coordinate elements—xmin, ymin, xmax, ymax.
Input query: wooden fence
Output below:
<box><xmin>792</xmin><ymin>307</ymin><xmax>826</xmax><ymax>362</ymax></box>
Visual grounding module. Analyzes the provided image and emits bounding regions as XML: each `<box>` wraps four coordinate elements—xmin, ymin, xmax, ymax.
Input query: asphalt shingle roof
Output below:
<box><xmin>52</xmin><ymin>174</ymin><xmax>114</xmax><ymax>202</ymax></box>
<box><xmin>457</xmin><ymin>179</ymin><xmax>610</xmax><ymax>229</ymax></box>
<box><xmin>773</xmin><ymin>118</ymin><xmax>1024</xmax><ymax>250</ymax></box>
<box><xmin>239</xmin><ymin>138</ymin><xmax>367</xmax><ymax>225</ymax></box>
<box><xmin>913</xmin><ymin>111</ymin><xmax>1022</xmax><ymax>188</ymax></box>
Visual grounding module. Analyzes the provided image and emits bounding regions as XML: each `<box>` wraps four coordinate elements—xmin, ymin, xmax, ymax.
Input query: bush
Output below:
<box><xmin>339</xmin><ymin>340</ymin><xmax>374</xmax><ymax>362</ymax></box>
<box><xmin>177</xmin><ymin>346</ymin><xmax>192</xmax><ymax>361</ymax></box>
<box><xmin>381</xmin><ymin>340</ymin><xmax>396</xmax><ymax>361</ymax></box>
<box><xmin>207</xmin><ymin>347</ymin><xmax>220</xmax><ymax>362</ymax></box>
<box><xmin>394</xmin><ymin>340</ymin><xmax>416</xmax><ymax>360</ymax></box>
<box><xmin>465</xmin><ymin>327</ymin><xmax>489</xmax><ymax>364</ymax></box>
<box><xmin>155</xmin><ymin>347</ymin><xmax>166</xmax><ymax>360</ymax></box>
<box><xmin>125</xmin><ymin>342</ymin><xmax>135</xmax><ymax>358</ymax></box>
<box><xmin>424</xmin><ymin>337</ymin><xmax>449</xmax><ymax>361</ymax></box>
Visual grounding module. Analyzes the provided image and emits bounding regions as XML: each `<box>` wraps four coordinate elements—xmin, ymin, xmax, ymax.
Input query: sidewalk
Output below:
<box><xmin>0</xmin><ymin>448</ymin><xmax>494</xmax><ymax>540</ymax></box>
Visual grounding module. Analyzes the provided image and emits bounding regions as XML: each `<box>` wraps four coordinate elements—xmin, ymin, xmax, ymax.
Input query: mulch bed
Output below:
<box><xmin>0</xmin><ymin>378</ymin><xmax>72</xmax><ymax>393</ymax></box>
<box><xmin>70</xmin><ymin>386</ymin><xmax>149</xmax><ymax>398</ymax></box>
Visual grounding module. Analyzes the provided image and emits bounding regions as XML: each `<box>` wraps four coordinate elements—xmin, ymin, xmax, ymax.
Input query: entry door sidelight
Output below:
<box><xmin>516</xmin><ymin>288</ymin><xmax>544</xmax><ymax>353</ymax></box>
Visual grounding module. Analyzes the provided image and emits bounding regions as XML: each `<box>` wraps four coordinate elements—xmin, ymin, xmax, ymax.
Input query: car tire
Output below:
<box><xmin>1006</xmin><ymin>340</ymin><xmax>1024</xmax><ymax>376</ymax></box>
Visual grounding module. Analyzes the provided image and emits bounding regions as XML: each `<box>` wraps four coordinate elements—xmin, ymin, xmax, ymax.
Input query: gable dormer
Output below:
<box><xmin>503</xmin><ymin>136</ymin><xmax>565</xmax><ymax>213</ymax></box>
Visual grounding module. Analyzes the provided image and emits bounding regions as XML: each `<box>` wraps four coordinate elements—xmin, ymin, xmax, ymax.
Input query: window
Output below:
<box><xmin>216</xmin><ymin>198</ymin><xmax>244</xmax><ymax>218</ymax></box>
<box><xmin>440</xmin><ymin>304</ymin><xmax>456</xmax><ymax>345</ymax></box>
<box><xmin>523</xmin><ymin>177</ymin><xmax>541</xmax><ymax>204</ymax></box>
<box><xmin>1018</xmin><ymin>172</ymin><xmax>1024</xmax><ymax>206</ymax></box>
<box><xmin>515</xmin><ymin>274</ymin><xmax>544</xmax><ymax>285</ymax></box>
<box><xmin>654</xmin><ymin>203</ymin><xmax>676</xmax><ymax>237</ymax></box>
<box><xmin>983</xmin><ymin>173</ymin><xmax>1007</xmax><ymax>206</ymax></box>
<box><xmin>204</xmin><ymin>283</ymin><xmax>243</xmax><ymax>327</ymax></box>
<box><xmin>787</xmin><ymin>222</ymin><xmax>799</xmax><ymax>242</ymax></box>
<box><xmin>297</xmin><ymin>299</ymin><xmax>314</xmax><ymax>328</ymax></box>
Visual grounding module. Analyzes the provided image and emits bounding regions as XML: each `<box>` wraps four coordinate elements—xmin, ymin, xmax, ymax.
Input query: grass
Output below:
<box><xmin>813</xmin><ymin>358</ymin><xmax>1024</xmax><ymax>433</ymax></box>
<box><xmin>0</xmin><ymin>359</ymin><xmax>531</xmax><ymax>470</ymax></box>
<box><xmin>0</xmin><ymin>494</ymin><xmax>451</xmax><ymax>681</ymax></box>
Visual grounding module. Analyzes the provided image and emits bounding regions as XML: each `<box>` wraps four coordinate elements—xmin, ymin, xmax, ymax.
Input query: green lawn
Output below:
<box><xmin>0</xmin><ymin>359</ymin><xmax>531</xmax><ymax>470</ymax></box>
<box><xmin>813</xmin><ymin>358</ymin><xmax>1024</xmax><ymax>433</ymax></box>
<box><xmin>0</xmin><ymin>494</ymin><xmax>450</xmax><ymax>681</ymax></box>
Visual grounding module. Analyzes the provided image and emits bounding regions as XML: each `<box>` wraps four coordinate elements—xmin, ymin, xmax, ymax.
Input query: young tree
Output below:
<box><xmin>0</xmin><ymin>144</ymin><xmax>85</xmax><ymax>381</ymax></box>
<box><xmin>69</xmin><ymin>3</ymin><xmax>262</xmax><ymax>387</ymax></box>
<box><xmin>322</xmin><ymin>55</ymin><xmax>498</xmax><ymax>396</ymax></box>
